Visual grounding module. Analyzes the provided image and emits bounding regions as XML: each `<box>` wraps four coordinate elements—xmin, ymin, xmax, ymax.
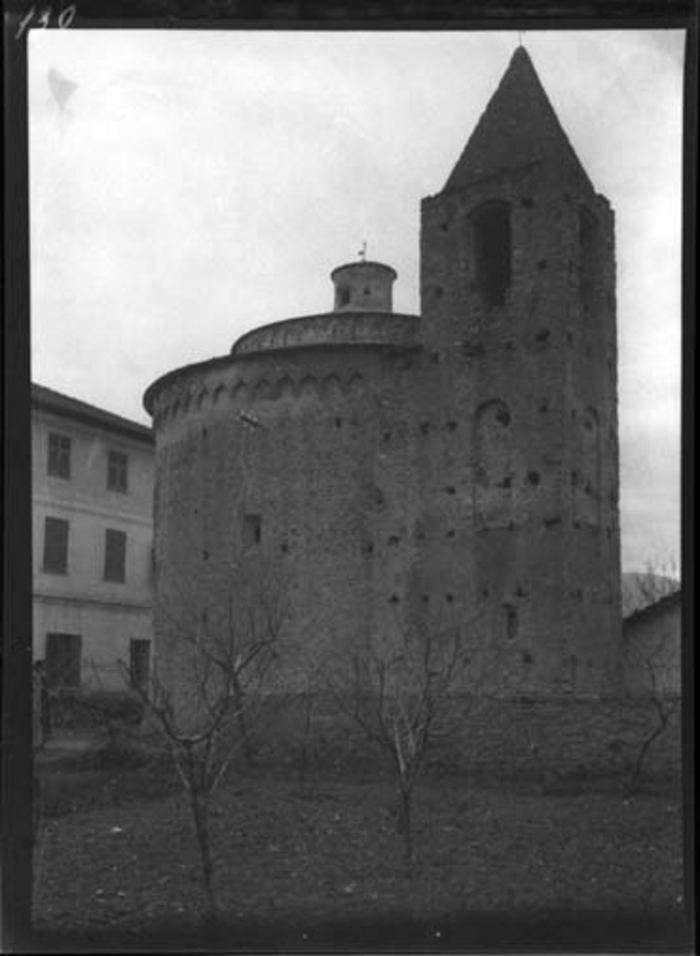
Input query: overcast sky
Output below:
<box><xmin>28</xmin><ymin>28</ymin><xmax>684</xmax><ymax>573</ymax></box>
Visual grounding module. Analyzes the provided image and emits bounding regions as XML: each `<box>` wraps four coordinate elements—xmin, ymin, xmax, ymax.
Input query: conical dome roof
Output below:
<box><xmin>444</xmin><ymin>47</ymin><xmax>593</xmax><ymax>193</ymax></box>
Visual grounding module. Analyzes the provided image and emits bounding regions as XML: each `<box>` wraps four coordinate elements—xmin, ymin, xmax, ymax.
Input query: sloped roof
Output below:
<box><xmin>32</xmin><ymin>383</ymin><xmax>153</xmax><ymax>444</ymax></box>
<box><xmin>444</xmin><ymin>47</ymin><xmax>594</xmax><ymax>194</ymax></box>
<box><xmin>623</xmin><ymin>588</ymin><xmax>682</xmax><ymax>628</ymax></box>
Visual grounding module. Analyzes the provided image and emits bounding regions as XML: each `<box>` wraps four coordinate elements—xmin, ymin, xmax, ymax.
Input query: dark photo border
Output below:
<box><xmin>3</xmin><ymin>1</ymin><xmax>696</xmax><ymax>952</ymax></box>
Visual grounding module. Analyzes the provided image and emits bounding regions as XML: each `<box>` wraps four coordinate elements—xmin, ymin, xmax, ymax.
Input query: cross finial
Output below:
<box><xmin>358</xmin><ymin>240</ymin><xmax>367</xmax><ymax>261</ymax></box>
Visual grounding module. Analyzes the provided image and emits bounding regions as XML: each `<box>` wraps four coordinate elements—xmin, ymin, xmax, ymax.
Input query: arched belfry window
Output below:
<box><xmin>472</xmin><ymin>201</ymin><xmax>512</xmax><ymax>308</ymax></box>
<box><xmin>473</xmin><ymin>399</ymin><xmax>513</xmax><ymax>528</ymax></box>
<box><xmin>579</xmin><ymin>207</ymin><xmax>600</xmax><ymax>312</ymax></box>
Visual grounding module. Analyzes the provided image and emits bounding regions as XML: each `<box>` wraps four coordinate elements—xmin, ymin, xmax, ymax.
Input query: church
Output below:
<box><xmin>144</xmin><ymin>48</ymin><xmax>623</xmax><ymax>751</ymax></box>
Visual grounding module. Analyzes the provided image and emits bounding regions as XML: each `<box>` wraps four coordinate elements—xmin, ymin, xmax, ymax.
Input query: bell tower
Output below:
<box><xmin>418</xmin><ymin>48</ymin><xmax>622</xmax><ymax>695</ymax></box>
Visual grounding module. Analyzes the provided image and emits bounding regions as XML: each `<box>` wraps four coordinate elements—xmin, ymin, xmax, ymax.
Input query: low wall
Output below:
<box><xmin>240</xmin><ymin>694</ymin><xmax>682</xmax><ymax>784</ymax></box>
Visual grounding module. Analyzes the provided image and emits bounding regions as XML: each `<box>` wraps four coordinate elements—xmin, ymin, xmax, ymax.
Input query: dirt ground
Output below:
<box><xmin>31</xmin><ymin>738</ymin><xmax>688</xmax><ymax>951</ymax></box>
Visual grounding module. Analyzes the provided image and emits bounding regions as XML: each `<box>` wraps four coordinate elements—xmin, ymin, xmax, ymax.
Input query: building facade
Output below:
<box><xmin>623</xmin><ymin>591</ymin><xmax>681</xmax><ymax>697</ymax></box>
<box><xmin>145</xmin><ymin>49</ymin><xmax>623</xmax><ymax>721</ymax></box>
<box><xmin>32</xmin><ymin>384</ymin><xmax>154</xmax><ymax>694</ymax></box>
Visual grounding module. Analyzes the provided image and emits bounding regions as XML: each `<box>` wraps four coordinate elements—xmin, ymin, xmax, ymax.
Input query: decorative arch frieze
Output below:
<box><xmin>212</xmin><ymin>384</ymin><xmax>226</xmax><ymax>405</ymax></box>
<box><xmin>231</xmin><ymin>381</ymin><xmax>249</xmax><ymax>402</ymax></box>
<box><xmin>253</xmin><ymin>379</ymin><xmax>271</xmax><ymax>400</ymax></box>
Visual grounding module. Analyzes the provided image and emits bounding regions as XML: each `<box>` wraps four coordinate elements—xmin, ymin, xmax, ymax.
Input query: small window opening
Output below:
<box><xmin>435</xmin><ymin>286</ymin><xmax>444</xmax><ymax>298</ymax></box>
<box><xmin>446</xmin><ymin>421</ymin><xmax>457</xmax><ymax>432</ymax></box>
<box><xmin>521</xmin><ymin>650</ymin><xmax>533</xmax><ymax>665</ymax></box>
<box><xmin>505</xmin><ymin>604</ymin><xmax>518</xmax><ymax>641</ymax></box>
<box><xmin>535</xmin><ymin>329</ymin><xmax>550</xmax><ymax>344</ymax></box>
<box><xmin>446</xmin><ymin>529</ymin><xmax>456</xmax><ymax>538</ymax></box>
<box><xmin>445</xmin><ymin>593</ymin><xmax>454</xmax><ymax>603</ymax></box>
<box><xmin>335</xmin><ymin>417</ymin><xmax>343</xmax><ymax>428</ymax></box>
<box><xmin>569</xmin><ymin>654</ymin><xmax>578</xmax><ymax>684</ymax></box>
<box><xmin>527</xmin><ymin>471</ymin><xmax>540</xmax><ymax>486</ymax></box>
<box><xmin>337</xmin><ymin>286</ymin><xmax>351</xmax><ymax>307</ymax></box>
<box><xmin>420</xmin><ymin>422</ymin><xmax>430</xmax><ymax>435</ymax></box>
<box><xmin>473</xmin><ymin>201</ymin><xmax>512</xmax><ymax>308</ymax></box>
<box><xmin>243</xmin><ymin>514</ymin><xmax>262</xmax><ymax>549</ymax></box>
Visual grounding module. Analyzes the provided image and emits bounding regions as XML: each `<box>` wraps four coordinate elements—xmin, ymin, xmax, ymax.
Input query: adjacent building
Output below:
<box><xmin>32</xmin><ymin>384</ymin><xmax>154</xmax><ymax>694</ymax></box>
<box><xmin>623</xmin><ymin>590</ymin><xmax>682</xmax><ymax>697</ymax></box>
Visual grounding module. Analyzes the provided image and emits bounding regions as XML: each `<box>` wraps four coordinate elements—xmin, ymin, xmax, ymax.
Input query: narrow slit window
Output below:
<box><xmin>504</xmin><ymin>604</ymin><xmax>518</xmax><ymax>641</ymax></box>
<box><xmin>473</xmin><ymin>202</ymin><xmax>511</xmax><ymax>308</ymax></box>
<box><xmin>243</xmin><ymin>514</ymin><xmax>262</xmax><ymax>549</ymax></box>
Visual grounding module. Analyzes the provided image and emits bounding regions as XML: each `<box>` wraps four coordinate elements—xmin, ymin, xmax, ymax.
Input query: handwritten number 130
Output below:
<box><xmin>16</xmin><ymin>5</ymin><xmax>77</xmax><ymax>39</ymax></box>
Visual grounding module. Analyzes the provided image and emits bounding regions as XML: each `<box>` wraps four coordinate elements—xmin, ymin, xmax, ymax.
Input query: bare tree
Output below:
<box><xmin>621</xmin><ymin>556</ymin><xmax>681</xmax><ymax>795</ymax></box>
<box><xmin>326</xmin><ymin>612</ymin><xmax>481</xmax><ymax>868</ymax></box>
<box><xmin>132</xmin><ymin>556</ymin><xmax>291</xmax><ymax>927</ymax></box>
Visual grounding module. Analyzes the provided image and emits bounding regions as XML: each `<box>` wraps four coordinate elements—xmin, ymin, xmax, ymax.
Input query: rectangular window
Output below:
<box><xmin>43</xmin><ymin>517</ymin><xmax>69</xmax><ymax>574</ymax></box>
<box><xmin>45</xmin><ymin>632</ymin><xmax>81</xmax><ymax>689</ymax></box>
<box><xmin>47</xmin><ymin>433</ymin><xmax>71</xmax><ymax>479</ymax></box>
<box><xmin>129</xmin><ymin>639</ymin><xmax>151</xmax><ymax>693</ymax></box>
<box><xmin>104</xmin><ymin>528</ymin><xmax>127</xmax><ymax>582</ymax></box>
<box><xmin>243</xmin><ymin>514</ymin><xmax>262</xmax><ymax>549</ymax></box>
<box><xmin>107</xmin><ymin>450</ymin><xmax>129</xmax><ymax>493</ymax></box>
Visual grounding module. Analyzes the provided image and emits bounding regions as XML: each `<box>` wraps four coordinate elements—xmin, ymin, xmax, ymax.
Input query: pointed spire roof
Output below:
<box><xmin>444</xmin><ymin>47</ymin><xmax>593</xmax><ymax>193</ymax></box>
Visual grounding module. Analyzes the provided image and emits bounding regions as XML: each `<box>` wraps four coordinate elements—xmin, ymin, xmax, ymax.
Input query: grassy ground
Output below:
<box><xmin>32</xmin><ymin>735</ymin><xmax>688</xmax><ymax>951</ymax></box>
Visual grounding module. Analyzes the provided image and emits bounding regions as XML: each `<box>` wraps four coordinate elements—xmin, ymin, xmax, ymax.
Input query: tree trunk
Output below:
<box><xmin>188</xmin><ymin>784</ymin><xmax>217</xmax><ymax>927</ymax></box>
<box><xmin>627</xmin><ymin>710</ymin><xmax>669</xmax><ymax>796</ymax></box>
<box><xmin>396</xmin><ymin>785</ymin><xmax>413</xmax><ymax>867</ymax></box>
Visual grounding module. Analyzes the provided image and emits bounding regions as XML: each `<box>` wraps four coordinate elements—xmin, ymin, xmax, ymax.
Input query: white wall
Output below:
<box><xmin>32</xmin><ymin>404</ymin><xmax>155</xmax><ymax>692</ymax></box>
